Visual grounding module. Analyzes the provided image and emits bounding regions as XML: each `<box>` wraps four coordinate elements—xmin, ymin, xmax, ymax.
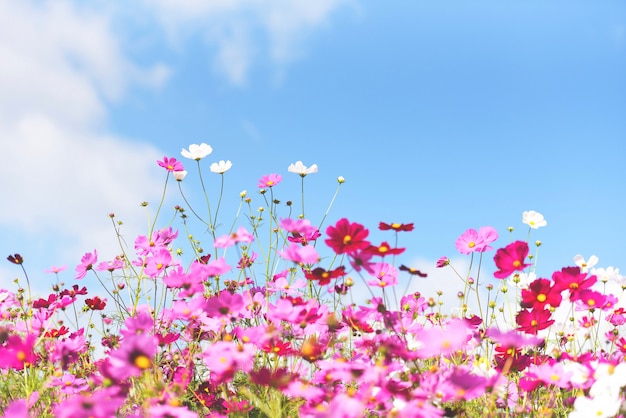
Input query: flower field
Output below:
<box><xmin>2</xmin><ymin>144</ymin><xmax>625</xmax><ymax>417</ymax></box>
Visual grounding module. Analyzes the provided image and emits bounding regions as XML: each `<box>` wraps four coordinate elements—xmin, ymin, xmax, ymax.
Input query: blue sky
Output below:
<box><xmin>1</xmin><ymin>0</ymin><xmax>625</xmax><ymax>304</ymax></box>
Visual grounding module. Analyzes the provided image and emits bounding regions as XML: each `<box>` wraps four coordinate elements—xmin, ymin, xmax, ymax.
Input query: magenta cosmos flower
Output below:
<box><xmin>157</xmin><ymin>156</ymin><xmax>184</xmax><ymax>172</ymax></box>
<box><xmin>493</xmin><ymin>240</ymin><xmax>531</xmax><ymax>279</ymax></box>
<box><xmin>257</xmin><ymin>173</ymin><xmax>282</xmax><ymax>188</ymax></box>
<box><xmin>455</xmin><ymin>226</ymin><xmax>498</xmax><ymax>254</ymax></box>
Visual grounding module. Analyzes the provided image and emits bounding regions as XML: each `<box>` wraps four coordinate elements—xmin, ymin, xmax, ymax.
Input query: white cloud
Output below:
<box><xmin>142</xmin><ymin>0</ymin><xmax>357</xmax><ymax>85</ymax></box>
<box><xmin>0</xmin><ymin>1</ymin><xmax>171</xmax><ymax>278</ymax></box>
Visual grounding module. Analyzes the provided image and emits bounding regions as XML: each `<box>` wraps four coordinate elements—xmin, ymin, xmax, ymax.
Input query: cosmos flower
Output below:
<box><xmin>493</xmin><ymin>241</ymin><xmax>530</xmax><ymax>279</ymax></box>
<box><xmin>181</xmin><ymin>143</ymin><xmax>213</xmax><ymax>160</ymax></box>
<box><xmin>455</xmin><ymin>226</ymin><xmax>498</xmax><ymax>254</ymax></box>
<box><xmin>210</xmin><ymin>160</ymin><xmax>232</xmax><ymax>174</ymax></box>
<box><xmin>325</xmin><ymin>218</ymin><xmax>370</xmax><ymax>255</ymax></box>
<box><xmin>522</xmin><ymin>210</ymin><xmax>547</xmax><ymax>229</ymax></box>
<box><xmin>75</xmin><ymin>250</ymin><xmax>98</xmax><ymax>280</ymax></box>
<box><xmin>157</xmin><ymin>156</ymin><xmax>184</xmax><ymax>172</ymax></box>
<box><xmin>288</xmin><ymin>161</ymin><xmax>318</xmax><ymax>177</ymax></box>
<box><xmin>378</xmin><ymin>222</ymin><xmax>414</xmax><ymax>232</ymax></box>
<box><xmin>258</xmin><ymin>173</ymin><xmax>282</xmax><ymax>188</ymax></box>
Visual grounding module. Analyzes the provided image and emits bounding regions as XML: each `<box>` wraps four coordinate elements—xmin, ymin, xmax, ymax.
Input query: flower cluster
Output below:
<box><xmin>2</xmin><ymin>145</ymin><xmax>625</xmax><ymax>417</ymax></box>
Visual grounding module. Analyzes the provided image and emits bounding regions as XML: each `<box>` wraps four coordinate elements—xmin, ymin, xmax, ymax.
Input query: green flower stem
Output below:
<box><xmin>196</xmin><ymin>160</ymin><xmax>214</xmax><ymax>238</ymax></box>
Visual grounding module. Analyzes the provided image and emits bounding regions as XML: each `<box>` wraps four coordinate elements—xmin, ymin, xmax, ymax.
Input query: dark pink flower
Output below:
<box><xmin>157</xmin><ymin>156</ymin><xmax>184</xmax><ymax>172</ymax></box>
<box><xmin>493</xmin><ymin>241</ymin><xmax>531</xmax><ymax>279</ymax></box>
<box><xmin>325</xmin><ymin>218</ymin><xmax>370</xmax><ymax>255</ymax></box>
<box><xmin>552</xmin><ymin>266</ymin><xmax>597</xmax><ymax>300</ymax></box>
<box><xmin>515</xmin><ymin>308</ymin><xmax>554</xmax><ymax>335</ymax></box>
<box><xmin>521</xmin><ymin>278</ymin><xmax>562</xmax><ymax>310</ymax></box>
<box><xmin>436</xmin><ymin>256</ymin><xmax>450</xmax><ymax>268</ymax></box>
<box><xmin>0</xmin><ymin>333</ymin><xmax>37</xmax><ymax>370</ymax></box>
<box><xmin>85</xmin><ymin>296</ymin><xmax>106</xmax><ymax>311</ymax></box>
<box><xmin>108</xmin><ymin>333</ymin><xmax>158</xmax><ymax>380</ymax></box>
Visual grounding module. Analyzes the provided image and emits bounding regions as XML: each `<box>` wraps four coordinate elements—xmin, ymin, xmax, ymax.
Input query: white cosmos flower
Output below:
<box><xmin>173</xmin><ymin>170</ymin><xmax>187</xmax><ymax>181</ymax></box>
<box><xmin>210</xmin><ymin>160</ymin><xmax>232</xmax><ymax>174</ymax></box>
<box><xmin>569</xmin><ymin>392</ymin><xmax>621</xmax><ymax>418</ymax></box>
<box><xmin>181</xmin><ymin>143</ymin><xmax>213</xmax><ymax>160</ymax></box>
<box><xmin>591</xmin><ymin>266</ymin><xmax>622</xmax><ymax>284</ymax></box>
<box><xmin>522</xmin><ymin>210</ymin><xmax>547</xmax><ymax>229</ymax></box>
<box><xmin>573</xmin><ymin>254</ymin><xmax>598</xmax><ymax>273</ymax></box>
<box><xmin>288</xmin><ymin>161</ymin><xmax>318</xmax><ymax>177</ymax></box>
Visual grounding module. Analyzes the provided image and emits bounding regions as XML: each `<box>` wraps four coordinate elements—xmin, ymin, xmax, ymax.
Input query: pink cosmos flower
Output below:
<box><xmin>144</xmin><ymin>248</ymin><xmax>174</xmax><ymax>278</ymax></box>
<box><xmin>45</xmin><ymin>265</ymin><xmax>66</xmax><ymax>274</ymax></box>
<box><xmin>205</xmin><ymin>291</ymin><xmax>244</xmax><ymax>318</ymax></box>
<box><xmin>281</xmin><ymin>218</ymin><xmax>321</xmax><ymax>245</ymax></box>
<box><xmin>279</xmin><ymin>243</ymin><xmax>320</xmax><ymax>265</ymax></box>
<box><xmin>0</xmin><ymin>333</ymin><xmax>37</xmax><ymax>370</ymax></box>
<box><xmin>135</xmin><ymin>227</ymin><xmax>179</xmax><ymax>255</ymax></box>
<box><xmin>268</xmin><ymin>277</ymin><xmax>307</xmax><ymax>296</ymax></box>
<box><xmin>214</xmin><ymin>226</ymin><xmax>255</xmax><ymax>248</ymax></box>
<box><xmin>75</xmin><ymin>250</ymin><xmax>97</xmax><ymax>280</ymax></box>
<box><xmin>157</xmin><ymin>156</ymin><xmax>184</xmax><ymax>172</ymax></box>
<box><xmin>54</xmin><ymin>388</ymin><xmax>124</xmax><ymax>418</ymax></box>
<box><xmin>436</xmin><ymin>256</ymin><xmax>450</xmax><ymax>268</ymax></box>
<box><xmin>415</xmin><ymin>319</ymin><xmax>470</xmax><ymax>358</ymax></box>
<box><xmin>203</xmin><ymin>257</ymin><xmax>232</xmax><ymax>277</ymax></box>
<box><xmin>202</xmin><ymin>340</ymin><xmax>255</xmax><ymax>382</ymax></box>
<box><xmin>493</xmin><ymin>241</ymin><xmax>531</xmax><ymax>279</ymax></box>
<box><xmin>527</xmin><ymin>362</ymin><xmax>573</xmax><ymax>389</ymax></box>
<box><xmin>95</xmin><ymin>257</ymin><xmax>124</xmax><ymax>272</ymax></box>
<box><xmin>574</xmin><ymin>289</ymin><xmax>608</xmax><ymax>311</ymax></box>
<box><xmin>108</xmin><ymin>333</ymin><xmax>158</xmax><ymax>380</ymax></box>
<box><xmin>366</xmin><ymin>262</ymin><xmax>399</xmax><ymax>288</ymax></box>
<box><xmin>121</xmin><ymin>310</ymin><xmax>155</xmax><ymax>337</ymax></box>
<box><xmin>49</xmin><ymin>373</ymin><xmax>90</xmax><ymax>395</ymax></box>
<box><xmin>147</xmin><ymin>404</ymin><xmax>198</xmax><ymax>418</ymax></box>
<box><xmin>257</xmin><ymin>173</ymin><xmax>282</xmax><ymax>188</ymax></box>
<box><xmin>455</xmin><ymin>226</ymin><xmax>499</xmax><ymax>254</ymax></box>
<box><xmin>163</xmin><ymin>266</ymin><xmax>203</xmax><ymax>297</ymax></box>
<box><xmin>3</xmin><ymin>399</ymin><xmax>29</xmax><ymax>417</ymax></box>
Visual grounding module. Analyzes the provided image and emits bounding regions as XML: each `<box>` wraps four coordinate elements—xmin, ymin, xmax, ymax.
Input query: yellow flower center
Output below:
<box><xmin>343</xmin><ymin>235</ymin><xmax>352</xmax><ymax>244</ymax></box>
<box><xmin>133</xmin><ymin>354</ymin><xmax>151</xmax><ymax>370</ymax></box>
<box><xmin>537</xmin><ymin>294</ymin><xmax>547</xmax><ymax>303</ymax></box>
<box><xmin>468</xmin><ymin>242</ymin><xmax>476</xmax><ymax>248</ymax></box>
<box><xmin>391</xmin><ymin>223</ymin><xmax>401</xmax><ymax>228</ymax></box>
<box><xmin>513</xmin><ymin>260</ymin><xmax>521</xmax><ymax>268</ymax></box>
<box><xmin>267</xmin><ymin>181</ymin><xmax>274</xmax><ymax>186</ymax></box>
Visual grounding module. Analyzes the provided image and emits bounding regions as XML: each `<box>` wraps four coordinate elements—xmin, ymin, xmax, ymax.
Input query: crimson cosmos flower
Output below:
<box><xmin>304</xmin><ymin>266</ymin><xmax>346</xmax><ymax>286</ymax></box>
<box><xmin>378</xmin><ymin>222</ymin><xmax>414</xmax><ymax>232</ymax></box>
<box><xmin>325</xmin><ymin>218</ymin><xmax>370</xmax><ymax>255</ymax></box>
